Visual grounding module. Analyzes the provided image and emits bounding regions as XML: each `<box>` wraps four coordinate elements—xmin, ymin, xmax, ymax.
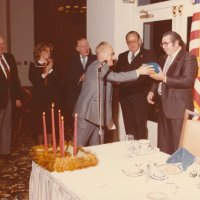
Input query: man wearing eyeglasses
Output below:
<box><xmin>147</xmin><ymin>31</ymin><xmax>198</xmax><ymax>154</ymax></box>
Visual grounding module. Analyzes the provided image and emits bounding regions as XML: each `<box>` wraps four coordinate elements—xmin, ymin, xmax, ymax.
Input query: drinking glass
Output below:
<box><xmin>125</xmin><ymin>134</ymin><xmax>134</xmax><ymax>157</ymax></box>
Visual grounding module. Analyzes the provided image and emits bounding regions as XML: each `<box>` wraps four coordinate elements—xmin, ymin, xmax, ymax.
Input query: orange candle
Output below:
<box><xmin>73</xmin><ymin>113</ymin><xmax>78</xmax><ymax>156</ymax></box>
<box><xmin>51</xmin><ymin>103</ymin><xmax>56</xmax><ymax>155</ymax></box>
<box><xmin>58</xmin><ymin>110</ymin><xmax>62</xmax><ymax>149</ymax></box>
<box><xmin>42</xmin><ymin>112</ymin><xmax>48</xmax><ymax>151</ymax></box>
<box><xmin>61</xmin><ymin>116</ymin><xmax>65</xmax><ymax>157</ymax></box>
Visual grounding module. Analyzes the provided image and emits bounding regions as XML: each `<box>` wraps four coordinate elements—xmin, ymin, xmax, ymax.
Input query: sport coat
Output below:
<box><xmin>74</xmin><ymin>60</ymin><xmax>139</xmax><ymax>129</ymax></box>
<box><xmin>150</xmin><ymin>49</ymin><xmax>198</xmax><ymax>118</ymax></box>
<box><xmin>0</xmin><ymin>53</ymin><xmax>21</xmax><ymax>109</ymax></box>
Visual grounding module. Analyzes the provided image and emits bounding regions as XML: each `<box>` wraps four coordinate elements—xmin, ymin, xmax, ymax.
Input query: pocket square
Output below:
<box><xmin>166</xmin><ymin>147</ymin><xmax>195</xmax><ymax>171</ymax></box>
<box><xmin>145</xmin><ymin>62</ymin><xmax>160</xmax><ymax>73</ymax></box>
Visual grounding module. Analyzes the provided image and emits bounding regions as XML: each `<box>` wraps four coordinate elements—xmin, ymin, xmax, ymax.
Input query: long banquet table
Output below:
<box><xmin>29</xmin><ymin>141</ymin><xmax>200</xmax><ymax>200</ymax></box>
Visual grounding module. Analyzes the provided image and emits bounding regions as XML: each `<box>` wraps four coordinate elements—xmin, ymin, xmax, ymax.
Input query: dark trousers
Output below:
<box><xmin>158</xmin><ymin>98</ymin><xmax>183</xmax><ymax>155</ymax></box>
<box><xmin>0</xmin><ymin>89</ymin><xmax>12</xmax><ymax>155</ymax></box>
<box><xmin>120</xmin><ymin>93</ymin><xmax>148</xmax><ymax>140</ymax></box>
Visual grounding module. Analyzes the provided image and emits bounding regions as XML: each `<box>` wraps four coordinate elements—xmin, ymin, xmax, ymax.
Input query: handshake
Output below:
<box><xmin>137</xmin><ymin>62</ymin><xmax>161</xmax><ymax>76</ymax></box>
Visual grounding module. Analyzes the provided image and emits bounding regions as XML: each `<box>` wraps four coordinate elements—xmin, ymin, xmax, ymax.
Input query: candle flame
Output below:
<box><xmin>52</xmin><ymin>102</ymin><xmax>54</xmax><ymax>108</ymax></box>
<box><xmin>61</xmin><ymin>116</ymin><xmax>64</xmax><ymax>120</ymax></box>
<box><xmin>74</xmin><ymin>113</ymin><xmax>78</xmax><ymax>117</ymax></box>
<box><xmin>43</xmin><ymin>112</ymin><xmax>45</xmax><ymax>116</ymax></box>
<box><xmin>58</xmin><ymin>109</ymin><xmax>61</xmax><ymax>113</ymax></box>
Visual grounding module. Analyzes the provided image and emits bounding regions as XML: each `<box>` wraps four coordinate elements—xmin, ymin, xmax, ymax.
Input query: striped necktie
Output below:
<box><xmin>0</xmin><ymin>56</ymin><xmax>11</xmax><ymax>80</ymax></box>
<box><xmin>131</xmin><ymin>53</ymin><xmax>135</xmax><ymax>62</ymax></box>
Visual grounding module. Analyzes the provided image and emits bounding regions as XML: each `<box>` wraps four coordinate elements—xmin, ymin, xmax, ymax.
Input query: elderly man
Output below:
<box><xmin>147</xmin><ymin>31</ymin><xmax>198</xmax><ymax>154</ymax></box>
<box><xmin>0</xmin><ymin>35</ymin><xmax>22</xmax><ymax>164</ymax></box>
<box><xmin>74</xmin><ymin>41</ymin><xmax>153</xmax><ymax>147</ymax></box>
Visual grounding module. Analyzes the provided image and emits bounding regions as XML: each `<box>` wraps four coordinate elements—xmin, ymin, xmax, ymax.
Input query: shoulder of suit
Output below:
<box><xmin>118</xmin><ymin>51</ymin><xmax>129</xmax><ymax>57</ymax></box>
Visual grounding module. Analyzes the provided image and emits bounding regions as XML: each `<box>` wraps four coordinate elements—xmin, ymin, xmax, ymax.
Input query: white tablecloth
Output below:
<box><xmin>29</xmin><ymin>142</ymin><xmax>200</xmax><ymax>200</ymax></box>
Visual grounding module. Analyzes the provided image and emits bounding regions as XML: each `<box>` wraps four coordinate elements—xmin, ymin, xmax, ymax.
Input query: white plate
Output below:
<box><xmin>122</xmin><ymin>168</ymin><xmax>144</xmax><ymax>177</ymax></box>
<box><xmin>158</xmin><ymin>164</ymin><xmax>182</xmax><ymax>175</ymax></box>
<box><xmin>147</xmin><ymin>192</ymin><xmax>168</xmax><ymax>200</ymax></box>
<box><xmin>150</xmin><ymin>172</ymin><xmax>168</xmax><ymax>180</ymax></box>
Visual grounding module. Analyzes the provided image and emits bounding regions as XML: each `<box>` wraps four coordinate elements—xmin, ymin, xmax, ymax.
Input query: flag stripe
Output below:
<box><xmin>189</xmin><ymin>7</ymin><xmax>200</xmax><ymax>114</ymax></box>
<box><xmin>190</xmin><ymin>30</ymin><xmax>200</xmax><ymax>40</ymax></box>
<box><xmin>192</xmin><ymin>12</ymin><xmax>200</xmax><ymax>21</ymax></box>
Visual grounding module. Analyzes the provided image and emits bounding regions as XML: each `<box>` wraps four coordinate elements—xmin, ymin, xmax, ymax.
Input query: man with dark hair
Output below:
<box><xmin>0</xmin><ymin>35</ymin><xmax>22</xmax><ymax>163</ymax></box>
<box><xmin>116</xmin><ymin>31</ymin><xmax>157</xmax><ymax>140</ymax></box>
<box><xmin>147</xmin><ymin>31</ymin><xmax>198</xmax><ymax>154</ymax></box>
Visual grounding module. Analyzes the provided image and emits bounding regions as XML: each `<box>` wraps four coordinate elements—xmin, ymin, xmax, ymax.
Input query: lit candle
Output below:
<box><xmin>73</xmin><ymin>113</ymin><xmax>78</xmax><ymax>156</ymax></box>
<box><xmin>58</xmin><ymin>110</ymin><xmax>62</xmax><ymax>149</ymax></box>
<box><xmin>42</xmin><ymin>112</ymin><xmax>48</xmax><ymax>151</ymax></box>
<box><xmin>51</xmin><ymin>103</ymin><xmax>56</xmax><ymax>155</ymax></box>
<box><xmin>61</xmin><ymin>116</ymin><xmax>65</xmax><ymax>157</ymax></box>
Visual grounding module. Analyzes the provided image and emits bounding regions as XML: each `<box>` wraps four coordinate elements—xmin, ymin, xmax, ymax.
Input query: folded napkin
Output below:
<box><xmin>166</xmin><ymin>147</ymin><xmax>195</xmax><ymax>171</ymax></box>
<box><xmin>145</xmin><ymin>62</ymin><xmax>160</xmax><ymax>73</ymax></box>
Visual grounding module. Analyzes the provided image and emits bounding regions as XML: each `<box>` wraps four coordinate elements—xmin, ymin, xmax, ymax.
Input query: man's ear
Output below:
<box><xmin>76</xmin><ymin>46</ymin><xmax>79</xmax><ymax>52</ymax></box>
<box><xmin>139</xmin><ymin>38</ymin><xmax>143</xmax><ymax>46</ymax></box>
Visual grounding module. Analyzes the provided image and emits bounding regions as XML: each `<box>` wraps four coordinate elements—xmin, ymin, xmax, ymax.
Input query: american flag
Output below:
<box><xmin>189</xmin><ymin>1</ymin><xmax>200</xmax><ymax>114</ymax></box>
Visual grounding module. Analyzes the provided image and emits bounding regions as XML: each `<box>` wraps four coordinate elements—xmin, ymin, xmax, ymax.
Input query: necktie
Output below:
<box><xmin>0</xmin><ymin>56</ymin><xmax>11</xmax><ymax>80</ymax></box>
<box><xmin>158</xmin><ymin>56</ymin><xmax>173</xmax><ymax>95</ymax></box>
<box><xmin>82</xmin><ymin>56</ymin><xmax>86</xmax><ymax>69</ymax></box>
<box><xmin>131</xmin><ymin>53</ymin><xmax>135</xmax><ymax>62</ymax></box>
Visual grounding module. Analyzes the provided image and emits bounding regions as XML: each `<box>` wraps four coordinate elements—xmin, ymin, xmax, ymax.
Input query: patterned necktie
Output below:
<box><xmin>0</xmin><ymin>56</ymin><xmax>11</xmax><ymax>80</ymax></box>
<box><xmin>82</xmin><ymin>56</ymin><xmax>86</xmax><ymax>69</ymax></box>
<box><xmin>131</xmin><ymin>53</ymin><xmax>135</xmax><ymax>62</ymax></box>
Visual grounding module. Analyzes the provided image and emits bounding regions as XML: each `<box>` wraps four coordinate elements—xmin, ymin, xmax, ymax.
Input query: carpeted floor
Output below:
<box><xmin>0</xmin><ymin>128</ymin><xmax>35</xmax><ymax>200</ymax></box>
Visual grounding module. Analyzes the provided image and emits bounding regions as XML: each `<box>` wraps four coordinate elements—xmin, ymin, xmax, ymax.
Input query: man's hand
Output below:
<box><xmin>16</xmin><ymin>100</ymin><xmax>22</xmax><ymax>108</ymax></box>
<box><xmin>147</xmin><ymin>92</ymin><xmax>155</xmax><ymax>104</ymax></box>
<box><xmin>149</xmin><ymin>71</ymin><xmax>166</xmax><ymax>82</ymax></box>
<box><xmin>78</xmin><ymin>73</ymin><xmax>85</xmax><ymax>85</ymax></box>
<box><xmin>137</xmin><ymin>65</ymin><xmax>155</xmax><ymax>75</ymax></box>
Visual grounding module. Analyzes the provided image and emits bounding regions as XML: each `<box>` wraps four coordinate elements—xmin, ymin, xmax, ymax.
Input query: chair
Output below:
<box><xmin>179</xmin><ymin>109</ymin><xmax>200</xmax><ymax>157</ymax></box>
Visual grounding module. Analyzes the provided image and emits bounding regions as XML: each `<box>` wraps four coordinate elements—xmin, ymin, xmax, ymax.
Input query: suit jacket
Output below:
<box><xmin>150</xmin><ymin>49</ymin><xmax>198</xmax><ymax>119</ymax></box>
<box><xmin>63</xmin><ymin>52</ymin><xmax>96</xmax><ymax>108</ymax></box>
<box><xmin>74</xmin><ymin>60</ymin><xmax>139</xmax><ymax>129</ymax></box>
<box><xmin>0</xmin><ymin>53</ymin><xmax>21</xmax><ymax>109</ymax></box>
<box><xmin>116</xmin><ymin>48</ymin><xmax>157</xmax><ymax>101</ymax></box>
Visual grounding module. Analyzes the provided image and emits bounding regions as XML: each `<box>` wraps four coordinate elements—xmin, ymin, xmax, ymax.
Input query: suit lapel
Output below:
<box><xmin>167</xmin><ymin>49</ymin><xmax>184</xmax><ymax>75</ymax></box>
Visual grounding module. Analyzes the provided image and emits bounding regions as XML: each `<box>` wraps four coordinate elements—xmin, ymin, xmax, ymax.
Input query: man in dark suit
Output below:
<box><xmin>116</xmin><ymin>31</ymin><xmax>157</xmax><ymax>140</ymax></box>
<box><xmin>74</xmin><ymin>42</ymin><xmax>154</xmax><ymax>147</ymax></box>
<box><xmin>147</xmin><ymin>31</ymin><xmax>198</xmax><ymax>154</ymax></box>
<box><xmin>0</xmin><ymin>35</ymin><xmax>22</xmax><ymax>161</ymax></box>
<box><xmin>61</xmin><ymin>38</ymin><xmax>96</xmax><ymax>131</ymax></box>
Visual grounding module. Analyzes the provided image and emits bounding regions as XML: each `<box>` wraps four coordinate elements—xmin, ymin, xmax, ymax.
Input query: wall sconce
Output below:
<box><xmin>140</xmin><ymin>10</ymin><xmax>154</xmax><ymax>19</ymax></box>
<box><xmin>178</xmin><ymin>5</ymin><xmax>183</xmax><ymax>16</ymax></box>
<box><xmin>172</xmin><ymin>5</ymin><xmax>183</xmax><ymax>17</ymax></box>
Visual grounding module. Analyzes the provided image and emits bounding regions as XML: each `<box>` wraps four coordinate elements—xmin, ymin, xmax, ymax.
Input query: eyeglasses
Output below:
<box><xmin>160</xmin><ymin>42</ymin><xmax>172</xmax><ymax>47</ymax></box>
